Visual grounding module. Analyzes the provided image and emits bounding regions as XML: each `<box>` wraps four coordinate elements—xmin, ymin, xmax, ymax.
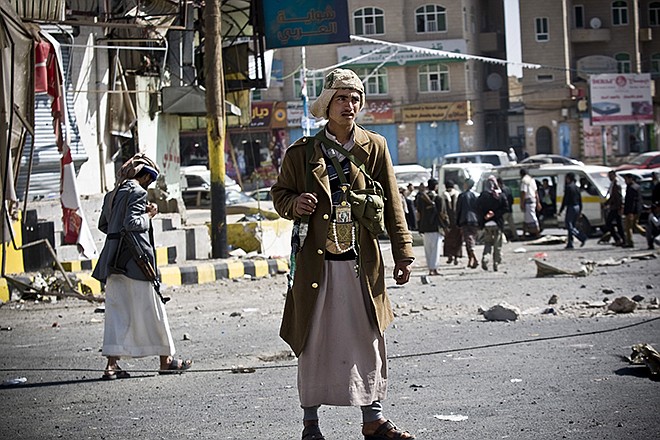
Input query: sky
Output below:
<box><xmin>504</xmin><ymin>0</ymin><xmax>523</xmax><ymax>78</ymax></box>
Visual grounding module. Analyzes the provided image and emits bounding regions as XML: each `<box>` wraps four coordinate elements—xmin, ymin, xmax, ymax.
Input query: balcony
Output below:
<box><xmin>570</xmin><ymin>28</ymin><xmax>611</xmax><ymax>43</ymax></box>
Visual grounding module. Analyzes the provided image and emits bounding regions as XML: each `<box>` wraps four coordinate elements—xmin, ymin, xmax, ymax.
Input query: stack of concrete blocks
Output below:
<box><xmin>24</xmin><ymin>195</ymin><xmax>211</xmax><ymax>269</ymax></box>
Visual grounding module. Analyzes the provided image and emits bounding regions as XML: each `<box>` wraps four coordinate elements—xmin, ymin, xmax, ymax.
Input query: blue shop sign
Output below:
<box><xmin>262</xmin><ymin>0</ymin><xmax>350</xmax><ymax>49</ymax></box>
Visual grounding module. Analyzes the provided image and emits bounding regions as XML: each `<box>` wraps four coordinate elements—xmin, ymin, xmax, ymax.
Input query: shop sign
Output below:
<box><xmin>357</xmin><ymin>99</ymin><xmax>394</xmax><ymax>124</ymax></box>
<box><xmin>262</xmin><ymin>1</ymin><xmax>350</xmax><ymax>49</ymax></box>
<box><xmin>402</xmin><ymin>101</ymin><xmax>467</xmax><ymax>122</ymax></box>
<box><xmin>250</xmin><ymin>102</ymin><xmax>274</xmax><ymax>128</ymax></box>
<box><xmin>589</xmin><ymin>73</ymin><xmax>653</xmax><ymax>126</ymax></box>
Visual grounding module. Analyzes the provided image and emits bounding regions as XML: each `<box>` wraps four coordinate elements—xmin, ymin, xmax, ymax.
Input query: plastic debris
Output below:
<box><xmin>2</xmin><ymin>377</ymin><xmax>27</xmax><ymax>386</ymax></box>
<box><xmin>433</xmin><ymin>414</ymin><xmax>469</xmax><ymax>422</ymax></box>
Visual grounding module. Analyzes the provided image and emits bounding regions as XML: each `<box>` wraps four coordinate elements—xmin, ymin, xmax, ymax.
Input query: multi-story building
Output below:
<box><xmin>518</xmin><ymin>0</ymin><xmax>660</xmax><ymax>163</ymax></box>
<box><xmin>222</xmin><ymin>0</ymin><xmax>510</xmax><ymax>187</ymax></box>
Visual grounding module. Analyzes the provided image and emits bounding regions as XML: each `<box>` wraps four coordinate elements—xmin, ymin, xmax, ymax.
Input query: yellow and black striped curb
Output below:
<box><xmin>59</xmin><ymin>246</ymin><xmax>177</xmax><ymax>272</ymax></box>
<box><xmin>0</xmin><ymin>258</ymin><xmax>290</xmax><ymax>302</ymax></box>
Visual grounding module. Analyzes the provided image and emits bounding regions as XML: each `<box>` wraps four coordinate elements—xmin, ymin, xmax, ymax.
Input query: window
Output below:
<box><xmin>615</xmin><ymin>53</ymin><xmax>631</xmax><ymax>73</ymax></box>
<box><xmin>535</xmin><ymin>17</ymin><xmax>549</xmax><ymax>41</ymax></box>
<box><xmin>650</xmin><ymin>2</ymin><xmax>660</xmax><ymax>26</ymax></box>
<box><xmin>574</xmin><ymin>5</ymin><xmax>585</xmax><ymax>28</ymax></box>
<box><xmin>651</xmin><ymin>53</ymin><xmax>660</xmax><ymax>77</ymax></box>
<box><xmin>537</xmin><ymin>74</ymin><xmax>554</xmax><ymax>82</ymax></box>
<box><xmin>418</xmin><ymin>64</ymin><xmax>449</xmax><ymax>92</ymax></box>
<box><xmin>294</xmin><ymin>70</ymin><xmax>326</xmax><ymax>99</ymax></box>
<box><xmin>355</xmin><ymin>67</ymin><xmax>388</xmax><ymax>95</ymax></box>
<box><xmin>415</xmin><ymin>4</ymin><xmax>446</xmax><ymax>33</ymax></box>
<box><xmin>612</xmin><ymin>1</ymin><xmax>628</xmax><ymax>25</ymax></box>
<box><xmin>353</xmin><ymin>7</ymin><xmax>385</xmax><ymax>35</ymax></box>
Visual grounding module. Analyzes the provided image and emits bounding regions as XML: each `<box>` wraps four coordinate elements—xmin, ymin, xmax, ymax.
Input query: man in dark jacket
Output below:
<box><xmin>456</xmin><ymin>178</ymin><xmax>479</xmax><ymax>268</ymax></box>
<box><xmin>497</xmin><ymin>177</ymin><xmax>517</xmax><ymax>241</ymax></box>
<box><xmin>623</xmin><ymin>173</ymin><xmax>643</xmax><ymax>248</ymax></box>
<box><xmin>602</xmin><ymin>170</ymin><xmax>624</xmax><ymax>246</ymax></box>
<box><xmin>476</xmin><ymin>176</ymin><xmax>508</xmax><ymax>271</ymax></box>
<box><xmin>558</xmin><ymin>172</ymin><xmax>588</xmax><ymax>249</ymax></box>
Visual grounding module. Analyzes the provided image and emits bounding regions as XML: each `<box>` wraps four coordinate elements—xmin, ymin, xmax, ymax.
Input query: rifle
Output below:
<box><xmin>120</xmin><ymin>229</ymin><xmax>170</xmax><ymax>304</ymax></box>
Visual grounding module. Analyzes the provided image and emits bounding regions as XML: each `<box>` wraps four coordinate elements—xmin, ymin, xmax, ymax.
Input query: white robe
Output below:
<box><xmin>102</xmin><ymin>274</ymin><xmax>175</xmax><ymax>358</ymax></box>
<box><xmin>298</xmin><ymin>260</ymin><xmax>387</xmax><ymax>407</ymax></box>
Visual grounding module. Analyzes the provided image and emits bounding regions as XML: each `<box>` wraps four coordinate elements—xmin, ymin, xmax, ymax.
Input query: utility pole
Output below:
<box><xmin>204</xmin><ymin>0</ymin><xmax>228</xmax><ymax>258</ymax></box>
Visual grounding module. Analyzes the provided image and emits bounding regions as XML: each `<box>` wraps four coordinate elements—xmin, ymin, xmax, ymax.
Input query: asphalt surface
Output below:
<box><xmin>1</xmin><ymin>230</ymin><xmax>659</xmax><ymax>440</ymax></box>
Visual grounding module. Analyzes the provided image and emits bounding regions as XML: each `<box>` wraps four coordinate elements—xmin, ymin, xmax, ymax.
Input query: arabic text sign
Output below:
<box><xmin>589</xmin><ymin>73</ymin><xmax>653</xmax><ymax>126</ymax></box>
<box><xmin>402</xmin><ymin>101</ymin><xmax>468</xmax><ymax>122</ymax></box>
<box><xmin>262</xmin><ymin>1</ymin><xmax>350</xmax><ymax>49</ymax></box>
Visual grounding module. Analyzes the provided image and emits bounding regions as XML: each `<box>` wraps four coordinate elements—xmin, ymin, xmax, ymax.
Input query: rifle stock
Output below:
<box><xmin>120</xmin><ymin>230</ymin><xmax>170</xmax><ymax>304</ymax></box>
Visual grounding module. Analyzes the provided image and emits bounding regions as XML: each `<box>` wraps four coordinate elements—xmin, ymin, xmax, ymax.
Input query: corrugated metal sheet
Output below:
<box><xmin>16</xmin><ymin>43</ymin><xmax>86</xmax><ymax>201</ymax></box>
<box><xmin>12</xmin><ymin>0</ymin><xmax>65</xmax><ymax>21</ymax></box>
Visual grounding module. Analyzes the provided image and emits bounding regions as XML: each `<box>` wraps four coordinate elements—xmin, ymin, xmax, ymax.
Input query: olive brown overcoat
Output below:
<box><xmin>271</xmin><ymin>125</ymin><xmax>414</xmax><ymax>356</ymax></box>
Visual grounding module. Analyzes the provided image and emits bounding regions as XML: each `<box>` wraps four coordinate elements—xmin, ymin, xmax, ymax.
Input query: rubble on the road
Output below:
<box><xmin>534</xmin><ymin>260</ymin><xmax>596</xmax><ymax>277</ymax></box>
<box><xmin>480</xmin><ymin>303</ymin><xmax>521</xmax><ymax>321</ymax></box>
<box><xmin>626</xmin><ymin>343</ymin><xmax>660</xmax><ymax>380</ymax></box>
<box><xmin>607</xmin><ymin>296</ymin><xmax>638</xmax><ymax>313</ymax></box>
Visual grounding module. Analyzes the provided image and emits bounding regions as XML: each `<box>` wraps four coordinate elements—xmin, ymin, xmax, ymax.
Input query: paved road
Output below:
<box><xmin>1</xmin><ymin>231</ymin><xmax>659</xmax><ymax>439</ymax></box>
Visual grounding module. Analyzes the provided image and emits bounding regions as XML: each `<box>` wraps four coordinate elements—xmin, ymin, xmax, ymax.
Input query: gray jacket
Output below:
<box><xmin>92</xmin><ymin>180</ymin><xmax>155</xmax><ymax>283</ymax></box>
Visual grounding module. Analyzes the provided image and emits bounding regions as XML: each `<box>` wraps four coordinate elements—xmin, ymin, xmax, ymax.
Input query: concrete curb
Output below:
<box><xmin>1</xmin><ymin>258</ymin><xmax>290</xmax><ymax>302</ymax></box>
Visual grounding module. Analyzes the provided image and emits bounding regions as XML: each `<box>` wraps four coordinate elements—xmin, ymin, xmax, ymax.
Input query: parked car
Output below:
<box><xmin>520</xmin><ymin>154</ymin><xmax>584</xmax><ymax>166</ymax></box>
<box><xmin>440</xmin><ymin>150</ymin><xmax>514</xmax><ymax>167</ymax></box>
<box><xmin>436</xmin><ymin>162</ymin><xmax>494</xmax><ymax>194</ymax></box>
<box><xmin>247</xmin><ymin>187</ymin><xmax>273</xmax><ymax>202</ymax></box>
<box><xmin>181</xmin><ymin>165</ymin><xmax>241</xmax><ymax>206</ymax></box>
<box><xmin>615</xmin><ymin>151</ymin><xmax>660</xmax><ymax>171</ymax></box>
<box><xmin>393</xmin><ymin>164</ymin><xmax>432</xmax><ymax>189</ymax></box>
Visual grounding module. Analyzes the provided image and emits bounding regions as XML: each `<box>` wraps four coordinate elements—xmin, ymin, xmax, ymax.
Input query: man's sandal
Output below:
<box><xmin>302</xmin><ymin>424</ymin><xmax>325</xmax><ymax>440</ymax></box>
<box><xmin>101</xmin><ymin>366</ymin><xmax>131</xmax><ymax>381</ymax></box>
<box><xmin>158</xmin><ymin>358</ymin><xmax>193</xmax><ymax>375</ymax></box>
<box><xmin>364</xmin><ymin>420</ymin><xmax>415</xmax><ymax>440</ymax></box>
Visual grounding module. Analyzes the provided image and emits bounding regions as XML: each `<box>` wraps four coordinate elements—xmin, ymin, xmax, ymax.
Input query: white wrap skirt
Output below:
<box><xmin>298</xmin><ymin>260</ymin><xmax>388</xmax><ymax>407</ymax></box>
<box><xmin>102</xmin><ymin>274</ymin><xmax>175</xmax><ymax>358</ymax></box>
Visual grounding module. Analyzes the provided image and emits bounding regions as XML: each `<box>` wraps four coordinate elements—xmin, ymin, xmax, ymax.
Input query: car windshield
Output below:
<box><xmin>395</xmin><ymin>171</ymin><xmax>431</xmax><ymax>185</ymax></box>
<box><xmin>630</xmin><ymin>154</ymin><xmax>650</xmax><ymax>165</ymax></box>
<box><xmin>588</xmin><ymin>171</ymin><xmax>612</xmax><ymax>197</ymax></box>
<box><xmin>226</xmin><ymin>190</ymin><xmax>256</xmax><ymax>205</ymax></box>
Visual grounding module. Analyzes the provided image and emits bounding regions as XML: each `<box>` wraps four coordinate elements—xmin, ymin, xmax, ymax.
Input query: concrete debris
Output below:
<box><xmin>548</xmin><ymin>294</ymin><xmax>558</xmax><ymax>304</ymax></box>
<box><xmin>482</xmin><ymin>303</ymin><xmax>520</xmax><ymax>321</ymax></box>
<box><xmin>258</xmin><ymin>351</ymin><xmax>295</xmax><ymax>362</ymax></box>
<box><xmin>607</xmin><ymin>296</ymin><xmax>637</xmax><ymax>313</ymax></box>
<box><xmin>230</xmin><ymin>365</ymin><xmax>256</xmax><ymax>374</ymax></box>
<box><xmin>526</xmin><ymin>235</ymin><xmax>567</xmax><ymax>245</ymax></box>
<box><xmin>631</xmin><ymin>295</ymin><xmax>645</xmax><ymax>302</ymax></box>
<box><xmin>627</xmin><ymin>343</ymin><xmax>660</xmax><ymax>379</ymax></box>
<box><xmin>629</xmin><ymin>252</ymin><xmax>657</xmax><ymax>260</ymax></box>
<box><xmin>535</xmin><ymin>260</ymin><xmax>596</xmax><ymax>277</ymax></box>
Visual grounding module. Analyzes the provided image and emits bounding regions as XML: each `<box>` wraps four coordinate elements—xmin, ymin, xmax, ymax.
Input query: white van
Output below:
<box><xmin>436</xmin><ymin>163</ymin><xmax>494</xmax><ymax>194</ymax></box>
<box><xmin>441</xmin><ymin>150</ymin><xmax>514</xmax><ymax>167</ymax></box>
<box><xmin>494</xmin><ymin>164</ymin><xmax>615</xmax><ymax>235</ymax></box>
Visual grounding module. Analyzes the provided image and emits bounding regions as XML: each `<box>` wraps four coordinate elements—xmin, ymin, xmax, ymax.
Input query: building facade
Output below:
<box><xmin>518</xmin><ymin>0</ymin><xmax>660</xmax><ymax>164</ymax></box>
<box><xmin>225</xmin><ymin>0</ymin><xmax>509</xmax><ymax>187</ymax></box>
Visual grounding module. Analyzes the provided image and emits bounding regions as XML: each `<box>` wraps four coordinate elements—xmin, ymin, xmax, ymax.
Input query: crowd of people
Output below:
<box><xmin>399</xmin><ymin>169</ymin><xmax>660</xmax><ymax>276</ymax></box>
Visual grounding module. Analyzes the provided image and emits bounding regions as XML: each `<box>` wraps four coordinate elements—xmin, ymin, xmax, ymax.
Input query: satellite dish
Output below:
<box><xmin>590</xmin><ymin>17</ymin><xmax>602</xmax><ymax>29</ymax></box>
<box><xmin>487</xmin><ymin>73</ymin><xmax>503</xmax><ymax>91</ymax></box>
